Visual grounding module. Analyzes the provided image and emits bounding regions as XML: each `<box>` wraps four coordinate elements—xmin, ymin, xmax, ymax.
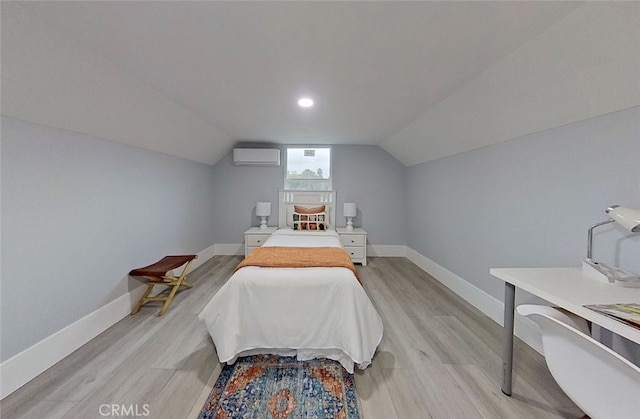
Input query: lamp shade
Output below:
<box><xmin>343</xmin><ymin>202</ymin><xmax>357</xmax><ymax>217</ymax></box>
<box><xmin>607</xmin><ymin>206</ymin><xmax>640</xmax><ymax>233</ymax></box>
<box><xmin>256</xmin><ymin>201</ymin><xmax>271</xmax><ymax>217</ymax></box>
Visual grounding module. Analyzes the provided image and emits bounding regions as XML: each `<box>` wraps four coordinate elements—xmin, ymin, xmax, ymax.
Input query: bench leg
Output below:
<box><xmin>158</xmin><ymin>259</ymin><xmax>196</xmax><ymax>315</ymax></box>
<box><xmin>131</xmin><ymin>283</ymin><xmax>155</xmax><ymax>315</ymax></box>
<box><xmin>131</xmin><ymin>259</ymin><xmax>196</xmax><ymax>316</ymax></box>
<box><xmin>158</xmin><ymin>283</ymin><xmax>180</xmax><ymax>316</ymax></box>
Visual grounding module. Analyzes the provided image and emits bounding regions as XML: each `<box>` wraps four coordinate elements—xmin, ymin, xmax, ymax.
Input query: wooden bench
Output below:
<box><xmin>129</xmin><ymin>255</ymin><xmax>197</xmax><ymax>316</ymax></box>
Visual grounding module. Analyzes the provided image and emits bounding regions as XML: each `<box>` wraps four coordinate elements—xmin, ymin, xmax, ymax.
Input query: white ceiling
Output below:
<box><xmin>4</xmin><ymin>1</ymin><xmax>638</xmax><ymax>166</ymax></box>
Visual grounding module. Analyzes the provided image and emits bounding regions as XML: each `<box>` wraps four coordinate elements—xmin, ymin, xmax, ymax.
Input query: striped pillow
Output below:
<box><xmin>293</xmin><ymin>205</ymin><xmax>326</xmax><ymax>214</ymax></box>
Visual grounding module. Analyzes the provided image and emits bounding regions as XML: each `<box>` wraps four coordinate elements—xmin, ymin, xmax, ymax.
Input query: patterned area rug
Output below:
<box><xmin>199</xmin><ymin>355</ymin><xmax>362</xmax><ymax>419</ymax></box>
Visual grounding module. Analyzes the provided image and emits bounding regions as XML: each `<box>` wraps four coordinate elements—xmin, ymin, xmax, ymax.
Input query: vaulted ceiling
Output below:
<box><xmin>2</xmin><ymin>2</ymin><xmax>639</xmax><ymax>166</ymax></box>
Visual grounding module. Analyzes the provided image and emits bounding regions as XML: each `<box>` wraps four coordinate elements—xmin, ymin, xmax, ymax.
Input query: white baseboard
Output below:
<box><xmin>0</xmin><ymin>243</ymin><xmax>219</xmax><ymax>400</ymax></box>
<box><xmin>368</xmin><ymin>244</ymin><xmax>406</xmax><ymax>257</ymax></box>
<box><xmin>213</xmin><ymin>243</ymin><xmax>244</xmax><ymax>255</ymax></box>
<box><xmin>167</xmin><ymin>244</ymin><xmax>218</xmax><ymax>276</ymax></box>
<box><xmin>405</xmin><ymin>248</ymin><xmax>504</xmax><ymax>324</ymax></box>
<box><xmin>405</xmin><ymin>247</ymin><xmax>543</xmax><ymax>355</ymax></box>
<box><xmin>1</xmin><ymin>243</ymin><xmax>543</xmax><ymax>400</ymax></box>
<box><xmin>0</xmin><ymin>290</ymin><xmax>133</xmax><ymax>399</ymax></box>
<box><xmin>193</xmin><ymin>243</ymin><xmax>217</xmax><ymax>268</ymax></box>
<box><xmin>515</xmin><ymin>317</ymin><xmax>544</xmax><ymax>354</ymax></box>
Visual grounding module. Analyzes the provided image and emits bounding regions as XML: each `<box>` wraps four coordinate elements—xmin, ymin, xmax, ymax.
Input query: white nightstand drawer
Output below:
<box><xmin>244</xmin><ymin>227</ymin><xmax>278</xmax><ymax>257</ymax></box>
<box><xmin>341</xmin><ymin>235</ymin><xmax>365</xmax><ymax>247</ymax></box>
<box><xmin>247</xmin><ymin>235</ymin><xmax>270</xmax><ymax>247</ymax></box>
<box><xmin>345</xmin><ymin>247</ymin><xmax>365</xmax><ymax>260</ymax></box>
<box><xmin>336</xmin><ymin>228</ymin><xmax>367</xmax><ymax>266</ymax></box>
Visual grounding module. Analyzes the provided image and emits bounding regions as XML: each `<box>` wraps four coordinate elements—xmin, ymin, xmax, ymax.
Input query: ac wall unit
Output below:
<box><xmin>233</xmin><ymin>148</ymin><xmax>281</xmax><ymax>166</ymax></box>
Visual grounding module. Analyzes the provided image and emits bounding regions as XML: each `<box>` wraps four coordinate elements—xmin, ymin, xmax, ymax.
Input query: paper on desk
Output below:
<box><xmin>584</xmin><ymin>303</ymin><xmax>640</xmax><ymax>329</ymax></box>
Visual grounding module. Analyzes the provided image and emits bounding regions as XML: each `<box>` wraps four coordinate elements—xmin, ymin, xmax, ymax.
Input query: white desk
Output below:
<box><xmin>490</xmin><ymin>267</ymin><xmax>640</xmax><ymax>396</ymax></box>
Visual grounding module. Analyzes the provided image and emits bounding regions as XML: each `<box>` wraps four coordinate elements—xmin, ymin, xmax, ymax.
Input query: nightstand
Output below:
<box><xmin>244</xmin><ymin>227</ymin><xmax>278</xmax><ymax>256</ymax></box>
<box><xmin>336</xmin><ymin>228</ymin><xmax>367</xmax><ymax>266</ymax></box>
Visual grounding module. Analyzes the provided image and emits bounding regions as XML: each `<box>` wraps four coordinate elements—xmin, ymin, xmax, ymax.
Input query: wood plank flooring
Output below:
<box><xmin>1</xmin><ymin>256</ymin><xmax>582</xmax><ymax>418</ymax></box>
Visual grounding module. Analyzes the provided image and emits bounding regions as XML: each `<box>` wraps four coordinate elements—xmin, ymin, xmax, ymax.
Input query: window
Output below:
<box><xmin>285</xmin><ymin>147</ymin><xmax>331</xmax><ymax>190</ymax></box>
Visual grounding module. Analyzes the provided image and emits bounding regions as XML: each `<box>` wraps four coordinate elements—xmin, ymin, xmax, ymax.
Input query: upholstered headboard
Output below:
<box><xmin>278</xmin><ymin>190</ymin><xmax>336</xmax><ymax>228</ymax></box>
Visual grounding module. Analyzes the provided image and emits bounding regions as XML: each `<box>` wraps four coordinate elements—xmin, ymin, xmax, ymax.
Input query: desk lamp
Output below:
<box><xmin>583</xmin><ymin>205</ymin><xmax>640</xmax><ymax>286</ymax></box>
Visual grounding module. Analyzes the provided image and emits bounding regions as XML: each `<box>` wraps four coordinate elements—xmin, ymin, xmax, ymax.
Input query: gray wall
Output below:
<box><xmin>210</xmin><ymin>144</ymin><xmax>284</xmax><ymax>243</ymax></box>
<box><xmin>406</xmin><ymin>106</ymin><xmax>640</xmax><ymax>302</ymax></box>
<box><xmin>211</xmin><ymin>144</ymin><xmax>407</xmax><ymax>245</ymax></box>
<box><xmin>333</xmin><ymin>145</ymin><xmax>407</xmax><ymax>245</ymax></box>
<box><xmin>1</xmin><ymin>117</ymin><xmax>218</xmax><ymax>362</ymax></box>
<box><xmin>5</xmin><ymin>107</ymin><xmax>636</xmax><ymax>364</ymax></box>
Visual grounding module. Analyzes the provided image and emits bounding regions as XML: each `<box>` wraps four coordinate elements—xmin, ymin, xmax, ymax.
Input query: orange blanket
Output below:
<box><xmin>235</xmin><ymin>246</ymin><xmax>361</xmax><ymax>283</ymax></box>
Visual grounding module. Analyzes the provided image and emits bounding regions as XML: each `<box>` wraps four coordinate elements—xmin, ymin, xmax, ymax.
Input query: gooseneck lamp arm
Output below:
<box><xmin>586</xmin><ymin>219</ymin><xmax>615</xmax><ymax>260</ymax></box>
<box><xmin>583</xmin><ymin>205</ymin><xmax>640</xmax><ymax>285</ymax></box>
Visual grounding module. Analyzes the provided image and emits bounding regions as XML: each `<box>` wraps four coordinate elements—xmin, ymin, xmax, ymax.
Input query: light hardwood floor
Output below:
<box><xmin>1</xmin><ymin>256</ymin><xmax>583</xmax><ymax>419</ymax></box>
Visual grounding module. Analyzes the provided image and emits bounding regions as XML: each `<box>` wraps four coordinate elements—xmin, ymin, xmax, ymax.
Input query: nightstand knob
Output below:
<box><xmin>256</xmin><ymin>239</ymin><xmax>261</xmax><ymax>243</ymax></box>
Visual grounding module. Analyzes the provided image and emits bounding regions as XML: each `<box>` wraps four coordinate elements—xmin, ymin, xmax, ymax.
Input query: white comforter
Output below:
<box><xmin>198</xmin><ymin>228</ymin><xmax>383</xmax><ymax>372</ymax></box>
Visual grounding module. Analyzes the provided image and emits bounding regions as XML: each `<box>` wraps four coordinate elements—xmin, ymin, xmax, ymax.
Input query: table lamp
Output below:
<box><xmin>583</xmin><ymin>205</ymin><xmax>640</xmax><ymax>286</ymax></box>
<box><xmin>256</xmin><ymin>202</ymin><xmax>271</xmax><ymax>230</ymax></box>
<box><xmin>344</xmin><ymin>202</ymin><xmax>357</xmax><ymax>231</ymax></box>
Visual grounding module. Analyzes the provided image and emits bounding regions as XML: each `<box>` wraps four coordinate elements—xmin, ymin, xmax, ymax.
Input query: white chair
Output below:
<box><xmin>517</xmin><ymin>304</ymin><xmax>640</xmax><ymax>419</ymax></box>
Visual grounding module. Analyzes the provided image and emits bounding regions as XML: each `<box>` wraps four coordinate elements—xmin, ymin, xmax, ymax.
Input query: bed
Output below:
<box><xmin>198</xmin><ymin>190</ymin><xmax>383</xmax><ymax>373</ymax></box>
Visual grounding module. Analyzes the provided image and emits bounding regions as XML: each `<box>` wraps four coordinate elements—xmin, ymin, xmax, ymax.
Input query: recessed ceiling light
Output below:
<box><xmin>298</xmin><ymin>97</ymin><xmax>314</xmax><ymax>108</ymax></box>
